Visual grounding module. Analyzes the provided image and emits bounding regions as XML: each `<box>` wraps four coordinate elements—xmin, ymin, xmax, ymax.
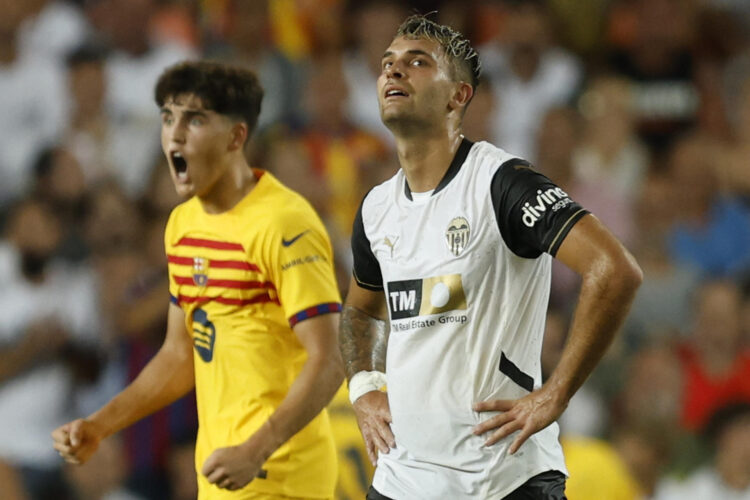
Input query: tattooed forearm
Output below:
<box><xmin>339</xmin><ymin>305</ymin><xmax>389</xmax><ymax>380</ymax></box>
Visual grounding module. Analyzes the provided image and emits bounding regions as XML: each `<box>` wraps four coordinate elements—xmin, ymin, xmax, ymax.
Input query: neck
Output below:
<box><xmin>198</xmin><ymin>156</ymin><xmax>257</xmax><ymax>214</ymax></box>
<box><xmin>394</xmin><ymin>127</ymin><xmax>464</xmax><ymax>193</ymax></box>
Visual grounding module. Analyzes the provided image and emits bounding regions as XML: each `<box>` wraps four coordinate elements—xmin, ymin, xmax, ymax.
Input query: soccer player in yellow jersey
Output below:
<box><xmin>52</xmin><ymin>61</ymin><xmax>345</xmax><ymax>499</ymax></box>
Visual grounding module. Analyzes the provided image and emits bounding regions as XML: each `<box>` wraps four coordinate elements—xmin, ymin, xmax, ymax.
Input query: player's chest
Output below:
<box><xmin>369</xmin><ymin>199</ymin><xmax>500</xmax><ymax>281</ymax></box>
<box><xmin>166</xmin><ymin>231</ymin><xmax>273</xmax><ymax>299</ymax></box>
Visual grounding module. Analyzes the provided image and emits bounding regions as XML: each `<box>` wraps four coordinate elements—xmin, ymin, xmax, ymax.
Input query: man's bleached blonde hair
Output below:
<box><xmin>395</xmin><ymin>14</ymin><xmax>481</xmax><ymax>92</ymax></box>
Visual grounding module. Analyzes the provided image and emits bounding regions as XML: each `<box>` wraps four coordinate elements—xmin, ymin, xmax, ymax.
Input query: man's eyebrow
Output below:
<box><xmin>381</xmin><ymin>49</ymin><xmax>434</xmax><ymax>60</ymax></box>
<box><xmin>159</xmin><ymin>107</ymin><xmax>208</xmax><ymax>117</ymax></box>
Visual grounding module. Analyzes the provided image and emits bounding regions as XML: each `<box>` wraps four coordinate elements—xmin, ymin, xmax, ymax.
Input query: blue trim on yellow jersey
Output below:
<box><xmin>289</xmin><ymin>302</ymin><xmax>342</xmax><ymax>327</ymax></box>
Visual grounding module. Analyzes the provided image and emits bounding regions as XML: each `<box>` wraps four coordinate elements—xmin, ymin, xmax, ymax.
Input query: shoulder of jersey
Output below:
<box><xmin>258</xmin><ymin>178</ymin><xmax>326</xmax><ymax>234</ymax></box>
<box><xmin>166</xmin><ymin>196</ymin><xmax>201</xmax><ymax>226</ymax></box>
<box><xmin>471</xmin><ymin>141</ymin><xmax>522</xmax><ymax>175</ymax></box>
<box><xmin>361</xmin><ymin>169</ymin><xmax>402</xmax><ymax>211</ymax></box>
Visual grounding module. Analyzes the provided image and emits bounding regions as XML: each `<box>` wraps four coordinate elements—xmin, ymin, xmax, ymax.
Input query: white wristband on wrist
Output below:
<box><xmin>348</xmin><ymin>370</ymin><xmax>387</xmax><ymax>404</ymax></box>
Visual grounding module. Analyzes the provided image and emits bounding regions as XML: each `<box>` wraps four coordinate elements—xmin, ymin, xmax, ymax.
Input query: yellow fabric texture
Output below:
<box><xmin>165</xmin><ymin>170</ymin><xmax>341</xmax><ymax>499</ymax></box>
<box><xmin>562</xmin><ymin>437</ymin><xmax>641</xmax><ymax>500</ymax></box>
<box><xmin>327</xmin><ymin>385</ymin><xmax>374</xmax><ymax>500</ymax></box>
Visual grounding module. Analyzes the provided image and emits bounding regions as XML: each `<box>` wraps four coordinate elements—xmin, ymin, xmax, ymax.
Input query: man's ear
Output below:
<box><xmin>229</xmin><ymin>122</ymin><xmax>248</xmax><ymax>151</ymax></box>
<box><xmin>448</xmin><ymin>82</ymin><xmax>474</xmax><ymax>112</ymax></box>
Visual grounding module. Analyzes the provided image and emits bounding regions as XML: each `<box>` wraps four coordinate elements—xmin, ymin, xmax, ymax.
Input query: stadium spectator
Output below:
<box><xmin>0</xmin><ymin>197</ymin><xmax>101</xmax><ymax>500</ymax></box>
<box><xmin>480</xmin><ymin>0</ymin><xmax>582</xmax><ymax>161</ymax></box>
<box><xmin>206</xmin><ymin>0</ymin><xmax>304</xmax><ymax>130</ymax></box>
<box><xmin>19</xmin><ymin>0</ymin><xmax>92</xmax><ymax>61</ymax></box>
<box><xmin>655</xmin><ymin>402</ymin><xmax>750</xmax><ymax>499</ymax></box>
<box><xmin>0</xmin><ymin>0</ymin><xmax>68</xmax><ymax>206</ymax></box>
<box><xmin>665</xmin><ymin>133</ymin><xmax>750</xmax><ymax>277</ymax></box>
<box><xmin>677</xmin><ymin>280</ymin><xmax>750</xmax><ymax>432</ymax></box>
<box><xmin>606</xmin><ymin>0</ymin><xmax>701</xmax><ymax>154</ymax></box>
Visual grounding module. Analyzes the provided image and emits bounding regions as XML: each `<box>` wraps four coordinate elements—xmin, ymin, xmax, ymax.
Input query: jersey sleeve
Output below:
<box><xmin>351</xmin><ymin>197</ymin><xmax>383</xmax><ymax>291</ymax></box>
<box><xmin>164</xmin><ymin>209</ymin><xmax>180</xmax><ymax>305</ymax></box>
<box><xmin>491</xmin><ymin>159</ymin><xmax>589</xmax><ymax>258</ymax></box>
<box><xmin>268</xmin><ymin>205</ymin><xmax>342</xmax><ymax>327</ymax></box>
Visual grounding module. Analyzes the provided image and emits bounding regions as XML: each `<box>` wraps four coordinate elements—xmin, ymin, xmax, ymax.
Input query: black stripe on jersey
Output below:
<box><xmin>491</xmin><ymin>159</ymin><xmax>589</xmax><ymax>258</ymax></box>
<box><xmin>351</xmin><ymin>193</ymin><xmax>384</xmax><ymax>291</ymax></box>
<box><xmin>499</xmin><ymin>352</ymin><xmax>534</xmax><ymax>392</ymax></box>
<box><xmin>404</xmin><ymin>138</ymin><xmax>474</xmax><ymax>200</ymax></box>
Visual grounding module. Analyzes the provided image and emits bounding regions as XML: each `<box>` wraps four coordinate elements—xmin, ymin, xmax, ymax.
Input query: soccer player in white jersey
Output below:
<box><xmin>338</xmin><ymin>15</ymin><xmax>643</xmax><ymax>500</ymax></box>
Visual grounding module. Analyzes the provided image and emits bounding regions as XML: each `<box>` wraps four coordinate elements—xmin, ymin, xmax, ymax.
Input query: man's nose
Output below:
<box><xmin>384</xmin><ymin>63</ymin><xmax>404</xmax><ymax>79</ymax></box>
<box><xmin>169</xmin><ymin>122</ymin><xmax>186</xmax><ymax>143</ymax></box>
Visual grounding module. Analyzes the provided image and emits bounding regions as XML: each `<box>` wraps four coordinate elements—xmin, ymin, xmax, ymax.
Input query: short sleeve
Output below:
<box><xmin>164</xmin><ymin>209</ymin><xmax>180</xmax><ymax>304</ymax></box>
<box><xmin>269</xmin><ymin>207</ymin><xmax>342</xmax><ymax>327</ymax></box>
<box><xmin>351</xmin><ymin>198</ymin><xmax>383</xmax><ymax>291</ymax></box>
<box><xmin>491</xmin><ymin>159</ymin><xmax>589</xmax><ymax>258</ymax></box>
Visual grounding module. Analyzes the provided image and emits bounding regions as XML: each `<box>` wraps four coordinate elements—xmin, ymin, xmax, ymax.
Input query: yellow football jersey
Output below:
<box><xmin>562</xmin><ymin>437</ymin><xmax>641</xmax><ymax>500</ymax></box>
<box><xmin>165</xmin><ymin>170</ymin><xmax>341</xmax><ymax>499</ymax></box>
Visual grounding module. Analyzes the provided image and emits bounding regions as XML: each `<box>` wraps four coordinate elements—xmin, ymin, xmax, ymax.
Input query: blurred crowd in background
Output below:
<box><xmin>1</xmin><ymin>0</ymin><xmax>749</xmax><ymax>499</ymax></box>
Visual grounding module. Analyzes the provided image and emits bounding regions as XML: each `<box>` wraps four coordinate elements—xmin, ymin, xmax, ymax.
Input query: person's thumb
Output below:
<box><xmin>70</xmin><ymin>420</ymin><xmax>84</xmax><ymax>447</ymax></box>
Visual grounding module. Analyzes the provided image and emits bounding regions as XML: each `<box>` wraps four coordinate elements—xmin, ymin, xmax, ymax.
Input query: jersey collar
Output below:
<box><xmin>403</xmin><ymin>138</ymin><xmax>474</xmax><ymax>201</ymax></box>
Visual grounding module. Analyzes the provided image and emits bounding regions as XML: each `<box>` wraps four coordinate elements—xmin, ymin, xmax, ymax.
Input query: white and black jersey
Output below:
<box><xmin>351</xmin><ymin>139</ymin><xmax>588</xmax><ymax>499</ymax></box>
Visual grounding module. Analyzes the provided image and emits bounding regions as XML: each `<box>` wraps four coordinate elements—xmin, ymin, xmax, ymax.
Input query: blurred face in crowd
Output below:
<box><xmin>304</xmin><ymin>53</ymin><xmax>349</xmax><ymax>127</ymax></box>
<box><xmin>160</xmin><ymin>93</ymin><xmax>243</xmax><ymax>199</ymax></box>
<box><xmin>579</xmin><ymin>76</ymin><xmax>634</xmax><ymax>154</ymax></box>
<box><xmin>39</xmin><ymin>148</ymin><xmax>87</xmax><ymax>206</ymax></box>
<box><xmin>69</xmin><ymin>61</ymin><xmax>106</xmax><ymax>118</ymax></box>
<box><xmin>355</xmin><ymin>2</ymin><xmax>408</xmax><ymax>71</ymax></box>
<box><xmin>85</xmin><ymin>183</ymin><xmax>142</xmax><ymax>254</ymax></box>
<box><xmin>694</xmin><ymin>281</ymin><xmax>742</xmax><ymax>354</ymax></box>
<box><xmin>536</xmin><ymin>107</ymin><xmax>580</xmax><ymax>179</ymax></box>
<box><xmin>6</xmin><ymin>200</ymin><xmax>62</xmax><ymax>281</ymax></box>
<box><xmin>88</xmin><ymin>0</ymin><xmax>155</xmax><ymax>56</ymax></box>
<box><xmin>227</xmin><ymin>0</ymin><xmax>269</xmax><ymax>54</ymax></box>
<box><xmin>716</xmin><ymin>412</ymin><xmax>750</xmax><ymax>489</ymax></box>
<box><xmin>504</xmin><ymin>2</ymin><xmax>549</xmax><ymax>56</ymax></box>
<box><xmin>668</xmin><ymin>136</ymin><xmax>718</xmax><ymax>218</ymax></box>
<box><xmin>620</xmin><ymin>345</ymin><xmax>683</xmax><ymax>425</ymax></box>
<box><xmin>378</xmin><ymin>36</ymin><xmax>469</xmax><ymax>135</ymax></box>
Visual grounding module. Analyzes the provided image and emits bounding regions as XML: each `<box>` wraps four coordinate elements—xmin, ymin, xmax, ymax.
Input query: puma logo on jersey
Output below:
<box><xmin>384</xmin><ymin>235</ymin><xmax>399</xmax><ymax>258</ymax></box>
<box><xmin>521</xmin><ymin>187</ymin><xmax>572</xmax><ymax>227</ymax></box>
<box><xmin>387</xmin><ymin>274</ymin><xmax>467</xmax><ymax>320</ymax></box>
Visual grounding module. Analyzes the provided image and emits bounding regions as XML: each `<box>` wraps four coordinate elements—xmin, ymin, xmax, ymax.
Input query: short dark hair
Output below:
<box><xmin>154</xmin><ymin>60</ymin><xmax>264</xmax><ymax>134</ymax></box>
<box><xmin>703</xmin><ymin>401</ymin><xmax>750</xmax><ymax>445</ymax></box>
<box><xmin>66</xmin><ymin>42</ymin><xmax>108</xmax><ymax>68</ymax></box>
<box><xmin>395</xmin><ymin>14</ymin><xmax>481</xmax><ymax>91</ymax></box>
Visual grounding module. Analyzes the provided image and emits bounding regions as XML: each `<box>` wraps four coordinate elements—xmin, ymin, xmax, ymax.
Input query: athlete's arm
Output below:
<box><xmin>52</xmin><ymin>303</ymin><xmax>195</xmax><ymax>464</ymax></box>
<box><xmin>0</xmin><ymin>319</ymin><xmax>70</xmax><ymax>383</ymax></box>
<box><xmin>473</xmin><ymin>215</ymin><xmax>642</xmax><ymax>453</ymax></box>
<box><xmin>339</xmin><ymin>276</ymin><xmax>394</xmax><ymax>466</ymax></box>
<box><xmin>202</xmin><ymin>312</ymin><xmax>344</xmax><ymax>491</ymax></box>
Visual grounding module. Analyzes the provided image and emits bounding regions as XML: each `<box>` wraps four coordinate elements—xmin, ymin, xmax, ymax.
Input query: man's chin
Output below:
<box><xmin>173</xmin><ymin>183</ymin><xmax>195</xmax><ymax>199</ymax></box>
<box><xmin>382</xmin><ymin>112</ymin><xmax>422</xmax><ymax>135</ymax></box>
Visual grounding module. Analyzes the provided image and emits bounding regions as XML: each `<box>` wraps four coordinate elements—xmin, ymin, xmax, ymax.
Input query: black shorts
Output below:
<box><xmin>366</xmin><ymin>470</ymin><xmax>567</xmax><ymax>500</ymax></box>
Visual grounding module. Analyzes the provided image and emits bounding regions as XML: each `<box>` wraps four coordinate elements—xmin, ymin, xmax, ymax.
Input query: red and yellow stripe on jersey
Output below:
<box><xmin>165</xmin><ymin>170</ymin><xmax>341</xmax><ymax>499</ymax></box>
